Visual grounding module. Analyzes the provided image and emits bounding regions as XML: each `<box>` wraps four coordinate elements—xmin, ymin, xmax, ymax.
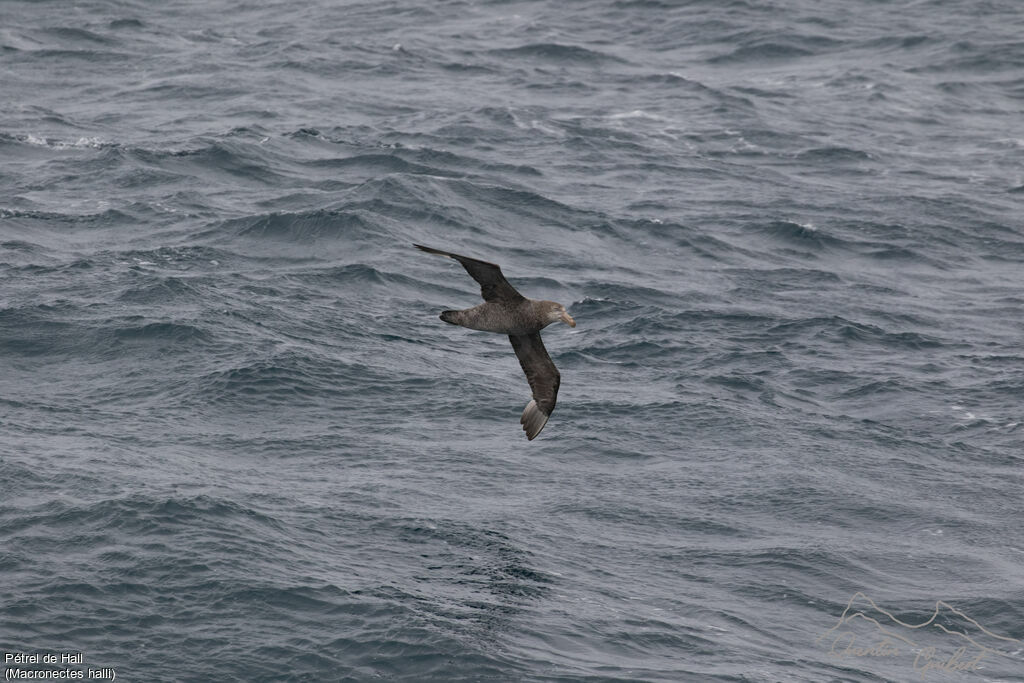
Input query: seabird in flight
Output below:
<box><xmin>415</xmin><ymin>244</ymin><xmax>576</xmax><ymax>440</ymax></box>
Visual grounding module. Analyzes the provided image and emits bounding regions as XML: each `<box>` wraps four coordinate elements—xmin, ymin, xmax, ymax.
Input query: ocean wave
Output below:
<box><xmin>708</xmin><ymin>41</ymin><xmax>815</xmax><ymax>64</ymax></box>
<box><xmin>13</xmin><ymin>133</ymin><xmax>113</xmax><ymax>149</ymax></box>
<box><xmin>302</xmin><ymin>152</ymin><xmax>462</xmax><ymax>178</ymax></box>
<box><xmin>794</xmin><ymin>146</ymin><xmax>872</xmax><ymax>163</ymax></box>
<box><xmin>217</xmin><ymin>209</ymin><xmax>382</xmax><ymax>243</ymax></box>
<box><xmin>39</xmin><ymin>26</ymin><xmax>115</xmax><ymax>45</ymax></box>
<box><xmin>746</xmin><ymin>220</ymin><xmax>837</xmax><ymax>247</ymax></box>
<box><xmin>194</xmin><ymin>351</ymin><xmax>391</xmax><ymax>408</ymax></box>
<box><xmin>487</xmin><ymin>43</ymin><xmax>627</xmax><ymax>65</ymax></box>
<box><xmin>6</xmin><ymin>494</ymin><xmax>283</xmax><ymax>537</ymax></box>
<box><xmin>766</xmin><ymin>315</ymin><xmax>945</xmax><ymax>350</ymax></box>
<box><xmin>112</xmin><ymin>321</ymin><xmax>213</xmax><ymax>345</ymax></box>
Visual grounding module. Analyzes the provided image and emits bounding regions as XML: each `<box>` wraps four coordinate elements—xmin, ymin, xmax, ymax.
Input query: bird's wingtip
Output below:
<box><xmin>520</xmin><ymin>399</ymin><xmax>550</xmax><ymax>440</ymax></box>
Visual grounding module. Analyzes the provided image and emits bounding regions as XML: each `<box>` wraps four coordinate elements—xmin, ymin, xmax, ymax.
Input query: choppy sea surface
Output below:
<box><xmin>3</xmin><ymin>1</ymin><xmax>1023</xmax><ymax>680</ymax></box>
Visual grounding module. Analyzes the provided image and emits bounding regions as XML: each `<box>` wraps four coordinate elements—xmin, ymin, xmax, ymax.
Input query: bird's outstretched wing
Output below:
<box><xmin>414</xmin><ymin>244</ymin><xmax>525</xmax><ymax>304</ymax></box>
<box><xmin>509</xmin><ymin>333</ymin><xmax>560</xmax><ymax>440</ymax></box>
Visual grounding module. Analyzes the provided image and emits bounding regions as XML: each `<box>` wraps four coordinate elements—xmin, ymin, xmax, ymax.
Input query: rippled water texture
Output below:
<box><xmin>2</xmin><ymin>0</ymin><xmax>1023</xmax><ymax>680</ymax></box>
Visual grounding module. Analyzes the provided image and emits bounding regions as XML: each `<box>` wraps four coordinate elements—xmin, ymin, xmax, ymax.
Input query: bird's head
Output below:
<box><xmin>544</xmin><ymin>301</ymin><xmax>576</xmax><ymax>328</ymax></box>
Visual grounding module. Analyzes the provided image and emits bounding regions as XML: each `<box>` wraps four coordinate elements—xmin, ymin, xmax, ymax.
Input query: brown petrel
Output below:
<box><xmin>415</xmin><ymin>244</ymin><xmax>576</xmax><ymax>440</ymax></box>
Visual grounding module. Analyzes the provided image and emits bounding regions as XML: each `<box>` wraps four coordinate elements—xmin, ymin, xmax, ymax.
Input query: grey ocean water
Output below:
<box><xmin>2</xmin><ymin>0</ymin><xmax>1023</xmax><ymax>680</ymax></box>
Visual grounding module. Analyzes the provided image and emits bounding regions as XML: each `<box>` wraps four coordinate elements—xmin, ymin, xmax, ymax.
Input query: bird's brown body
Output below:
<box><xmin>441</xmin><ymin>299</ymin><xmax>564</xmax><ymax>335</ymax></box>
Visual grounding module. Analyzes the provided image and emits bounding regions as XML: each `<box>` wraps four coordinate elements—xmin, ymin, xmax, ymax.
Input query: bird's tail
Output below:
<box><xmin>440</xmin><ymin>310</ymin><xmax>460</xmax><ymax>325</ymax></box>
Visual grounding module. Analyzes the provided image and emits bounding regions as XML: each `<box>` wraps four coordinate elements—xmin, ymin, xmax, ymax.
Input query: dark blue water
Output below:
<box><xmin>3</xmin><ymin>1</ymin><xmax>1023</xmax><ymax>680</ymax></box>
